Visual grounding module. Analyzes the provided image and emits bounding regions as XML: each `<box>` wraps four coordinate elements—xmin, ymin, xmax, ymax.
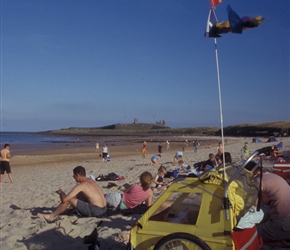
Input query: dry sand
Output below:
<box><xmin>1</xmin><ymin>136</ymin><xmax>289</xmax><ymax>250</ymax></box>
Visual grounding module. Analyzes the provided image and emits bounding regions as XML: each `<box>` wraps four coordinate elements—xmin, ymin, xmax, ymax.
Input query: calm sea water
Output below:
<box><xmin>0</xmin><ymin>132</ymin><xmax>78</xmax><ymax>144</ymax></box>
<box><xmin>0</xmin><ymin>132</ymin><xmax>86</xmax><ymax>152</ymax></box>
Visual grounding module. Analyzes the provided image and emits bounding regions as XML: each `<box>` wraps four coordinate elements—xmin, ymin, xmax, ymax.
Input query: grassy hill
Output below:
<box><xmin>40</xmin><ymin>121</ymin><xmax>290</xmax><ymax>137</ymax></box>
<box><xmin>219</xmin><ymin>121</ymin><xmax>290</xmax><ymax>137</ymax></box>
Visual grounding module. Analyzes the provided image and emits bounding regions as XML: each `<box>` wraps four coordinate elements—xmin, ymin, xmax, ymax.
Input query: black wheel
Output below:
<box><xmin>153</xmin><ymin>233</ymin><xmax>211</xmax><ymax>250</ymax></box>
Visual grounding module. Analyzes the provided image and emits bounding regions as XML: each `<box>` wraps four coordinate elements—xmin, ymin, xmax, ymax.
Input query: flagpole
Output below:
<box><xmin>213</xmin><ymin>37</ymin><xmax>226</xmax><ymax>171</ymax></box>
<box><xmin>214</xmin><ymin>37</ymin><xmax>229</xmax><ymax>220</ymax></box>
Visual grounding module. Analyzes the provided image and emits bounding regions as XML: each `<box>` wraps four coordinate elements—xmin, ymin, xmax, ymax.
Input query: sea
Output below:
<box><xmin>0</xmin><ymin>131</ymin><xmax>89</xmax><ymax>152</ymax></box>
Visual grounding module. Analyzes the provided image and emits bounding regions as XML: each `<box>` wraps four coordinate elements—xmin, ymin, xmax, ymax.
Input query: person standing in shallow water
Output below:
<box><xmin>0</xmin><ymin>144</ymin><xmax>13</xmax><ymax>183</ymax></box>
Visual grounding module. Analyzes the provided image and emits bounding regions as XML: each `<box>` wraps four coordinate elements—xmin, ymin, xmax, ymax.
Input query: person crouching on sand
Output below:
<box><xmin>37</xmin><ymin>166</ymin><xmax>107</xmax><ymax>222</ymax></box>
<box><xmin>150</xmin><ymin>154</ymin><xmax>161</xmax><ymax>165</ymax></box>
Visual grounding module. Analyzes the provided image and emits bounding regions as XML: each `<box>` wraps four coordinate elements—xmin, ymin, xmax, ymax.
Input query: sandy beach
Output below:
<box><xmin>1</xmin><ymin>135</ymin><xmax>289</xmax><ymax>250</ymax></box>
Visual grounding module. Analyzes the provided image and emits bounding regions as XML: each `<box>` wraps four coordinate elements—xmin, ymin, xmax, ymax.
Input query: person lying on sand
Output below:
<box><xmin>37</xmin><ymin>166</ymin><xmax>107</xmax><ymax>222</ymax></box>
<box><xmin>105</xmin><ymin>171</ymin><xmax>153</xmax><ymax>211</ymax></box>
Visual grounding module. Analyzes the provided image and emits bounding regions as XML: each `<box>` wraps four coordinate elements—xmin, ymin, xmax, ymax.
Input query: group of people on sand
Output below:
<box><xmin>34</xmin><ymin>137</ymin><xmax>290</xmax><ymax>247</ymax></box>
<box><xmin>37</xmin><ymin>166</ymin><xmax>155</xmax><ymax>222</ymax></box>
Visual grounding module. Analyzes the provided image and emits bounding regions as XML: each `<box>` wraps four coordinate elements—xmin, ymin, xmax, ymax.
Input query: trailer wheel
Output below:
<box><xmin>153</xmin><ymin>233</ymin><xmax>211</xmax><ymax>250</ymax></box>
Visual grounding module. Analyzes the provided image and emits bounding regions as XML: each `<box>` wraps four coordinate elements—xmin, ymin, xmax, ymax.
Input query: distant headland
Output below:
<box><xmin>39</xmin><ymin>121</ymin><xmax>290</xmax><ymax>138</ymax></box>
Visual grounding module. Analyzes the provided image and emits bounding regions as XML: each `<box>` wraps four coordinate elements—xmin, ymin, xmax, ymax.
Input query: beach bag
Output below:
<box><xmin>106</xmin><ymin>155</ymin><xmax>110</xmax><ymax>161</ymax></box>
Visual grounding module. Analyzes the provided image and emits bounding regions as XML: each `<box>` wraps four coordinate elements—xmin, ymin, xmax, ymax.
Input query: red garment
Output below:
<box><xmin>123</xmin><ymin>184</ymin><xmax>150</xmax><ymax>209</ymax></box>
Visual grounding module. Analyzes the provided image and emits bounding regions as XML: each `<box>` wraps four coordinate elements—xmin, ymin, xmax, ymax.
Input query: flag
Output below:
<box><xmin>227</xmin><ymin>4</ymin><xmax>242</xmax><ymax>34</ymax></box>
<box><xmin>210</xmin><ymin>0</ymin><xmax>222</xmax><ymax>8</ymax></box>
<box><xmin>204</xmin><ymin>5</ymin><xmax>264</xmax><ymax>38</ymax></box>
<box><xmin>204</xmin><ymin>8</ymin><xmax>220</xmax><ymax>38</ymax></box>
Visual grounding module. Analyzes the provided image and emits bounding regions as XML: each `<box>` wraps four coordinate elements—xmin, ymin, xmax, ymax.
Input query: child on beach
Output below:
<box><xmin>150</xmin><ymin>154</ymin><xmax>161</xmax><ymax>165</ymax></box>
<box><xmin>154</xmin><ymin>165</ymin><xmax>167</xmax><ymax>190</ymax></box>
<box><xmin>173</xmin><ymin>151</ymin><xmax>183</xmax><ymax>164</ymax></box>
<box><xmin>241</xmin><ymin>142</ymin><xmax>249</xmax><ymax>159</ymax></box>
<box><xmin>178</xmin><ymin>160</ymin><xmax>191</xmax><ymax>172</ymax></box>
<box><xmin>217</xmin><ymin>142</ymin><xmax>223</xmax><ymax>155</ymax></box>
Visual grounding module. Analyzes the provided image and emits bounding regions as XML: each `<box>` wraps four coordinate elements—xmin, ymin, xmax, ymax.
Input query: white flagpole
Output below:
<box><xmin>213</xmin><ymin>38</ymin><xmax>226</xmax><ymax>175</ymax></box>
<box><xmin>214</xmin><ymin>37</ymin><xmax>230</xmax><ymax>220</ymax></box>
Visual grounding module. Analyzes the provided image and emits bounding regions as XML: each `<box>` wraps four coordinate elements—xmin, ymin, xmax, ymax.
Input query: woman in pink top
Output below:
<box><xmin>106</xmin><ymin>171</ymin><xmax>153</xmax><ymax>210</ymax></box>
<box><xmin>123</xmin><ymin>171</ymin><xmax>153</xmax><ymax>209</ymax></box>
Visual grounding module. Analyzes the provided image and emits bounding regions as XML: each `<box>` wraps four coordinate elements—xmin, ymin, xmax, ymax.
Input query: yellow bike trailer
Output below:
<box><xmin>127</xmin><ymin>148</ymin><xmax>271</xmax><ymax>250</ymax></box>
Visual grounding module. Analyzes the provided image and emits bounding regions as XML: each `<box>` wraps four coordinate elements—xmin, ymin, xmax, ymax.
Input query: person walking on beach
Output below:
<box><xmin>158</xmin><ymin>143</ymin><xmax>162</xmax><ymax>154</ymax></box>
<box><xmin>193</xmin><ymin>139</ymin><xmax>200</xmax><ymax>153</ymax></box>
<box><xmin>37</xmin><ymin>166</ymin><xmax>107</xmax><ymax>222</ymax></box>
<box><xmin>141</xmin><ymin>141</ymin><xmax>147</xmax><ymax>159</ymax></box>
<box><xmin>0</xmin><ymin>144</ymin><xmax>13</xmax><ymax>183</ymax></box>
<box><xmin>166</xmin><ymin>140</ymin><xmax>170</xmax><ymax>150</ymax></box>
<box><xmin>102</xmin><ymin>145</ymin><xmax>108</xmax><ymax>162</ymax></box>
<box><xmin>95</xmin><ymin>142</ymin><xmax>99</xmax><ymax>152</ymax></box>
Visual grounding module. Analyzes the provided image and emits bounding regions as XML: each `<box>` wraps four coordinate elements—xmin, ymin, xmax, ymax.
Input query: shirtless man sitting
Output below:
<box><xmin>37</xmin><ymin>166</ymin><xmax>107</xmax><ymax>222</ymax></box>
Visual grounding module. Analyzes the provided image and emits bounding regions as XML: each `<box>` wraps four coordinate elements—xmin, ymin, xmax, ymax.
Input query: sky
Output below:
<box><xmin>0</xmin><ymin>0</ymin><xmax>289</xmax><ymax>132</ymax></box>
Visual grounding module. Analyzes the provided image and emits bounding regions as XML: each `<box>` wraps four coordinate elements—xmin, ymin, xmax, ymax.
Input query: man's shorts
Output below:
<box><xmin>76</xmin><ymin>200</ymin><xmax>107</xmax><ymax>217</ymax></box>
<box><xmin>0</xmin><ymin>161</ymin><xmax>11</xmax><ymax>174</ymax></box>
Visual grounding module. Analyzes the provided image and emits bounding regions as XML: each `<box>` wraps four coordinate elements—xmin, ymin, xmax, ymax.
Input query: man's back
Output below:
<box><xmin>78</xmin><ymin>178</ymin><xmax>106</xmax><ymax>208</ymax></box>
<box><xmin>259</xmin><ymin>172</ymin><xmax>290</xmax><ymax>219</ymax></box>
<box><xmin>1</xmin><ymin>148</ymin><xmax>10</xmax><ymax>161</ymax></box>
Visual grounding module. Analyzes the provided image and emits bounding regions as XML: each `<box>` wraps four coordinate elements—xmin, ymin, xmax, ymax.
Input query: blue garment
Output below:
<box><xmin>151</xmin><ymin>155</ymin><xmax>159</xmax><ymax>161</ymax></box>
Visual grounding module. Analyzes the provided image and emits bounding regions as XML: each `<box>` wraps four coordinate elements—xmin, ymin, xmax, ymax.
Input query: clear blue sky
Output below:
<box><xmin>1</xmin><ymin>0</ymin><xmax>289</xmax><ymax>132</ymax></box>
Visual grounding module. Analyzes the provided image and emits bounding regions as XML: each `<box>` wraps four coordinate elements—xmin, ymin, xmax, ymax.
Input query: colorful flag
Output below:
<box><xmin>227</xmin><ymin>5</ymin><xmax>242</xmax><ymax>34</ymax></box>
<box><xmin>204</xmin><ymin>5</ymin><xmax>264</xmax><ymax>38</ymax></box>
<box><xmin>210</xmin><ymin>0</ymin><xmax>222</xmax><ymax>8</ymax></box>
<box><xmin>204</xmin><ymin>8</ymin><xmax>220</xmax><ymax>38</ymax></box>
